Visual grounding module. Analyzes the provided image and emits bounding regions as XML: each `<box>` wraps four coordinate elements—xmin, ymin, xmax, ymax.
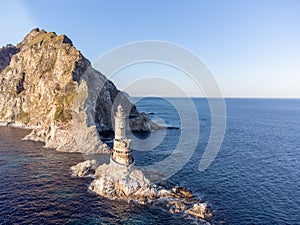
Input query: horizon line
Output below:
<box><xmin>128</xmin><ymin>96</ymin><xmax>300</xmax><ymax>99</ymax></box>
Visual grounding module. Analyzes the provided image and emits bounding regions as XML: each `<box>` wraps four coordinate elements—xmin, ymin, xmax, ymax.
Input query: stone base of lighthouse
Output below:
<box><xmin>109</xmin><ymin>156</ymin><xmax>135</xmax><ymax>172</ymax></box>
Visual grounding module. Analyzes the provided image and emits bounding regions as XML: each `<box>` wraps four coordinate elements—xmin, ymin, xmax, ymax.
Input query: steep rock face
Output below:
<box><xmin>0</xmin><ymin>44</ymin><xmax>19</xmax><ymax>72</ymax></box>
<box><xmin>0</xmin><ymin>28</ymin><xmax>156</xmax><ymax>152</ymax></box>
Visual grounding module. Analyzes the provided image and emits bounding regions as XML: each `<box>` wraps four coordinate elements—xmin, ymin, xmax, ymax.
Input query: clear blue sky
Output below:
<box><xmin>1</xmin><ymin>0</ymin><xmax>299</xmax><ymax>98</ymax></box>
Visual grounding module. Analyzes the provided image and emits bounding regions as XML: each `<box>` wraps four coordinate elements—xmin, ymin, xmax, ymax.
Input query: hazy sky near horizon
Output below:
<box><xmin>0</xmin><ymin>0</ymin><xmax>299</xmax><ymax>98</ymax></box>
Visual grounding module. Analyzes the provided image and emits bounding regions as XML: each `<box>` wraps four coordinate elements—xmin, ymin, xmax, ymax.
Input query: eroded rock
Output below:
<box><xmin>187</xmin><ymin>203</ymin><xmax>213</xmax><ymax>220</ymax></box>
<box><xmin>0</xmin><ymin>44</ymin><xmax>19</xmax><ymax>72</ymax></box>
<box><xmin>70</xmin><ymin>159</ymin><xmax>99</xmax><ymax>177</ymax></box>
<box><xmin>0</xmin><ymin>28</ymin><xmax>160</xmax><ymax>152</ymax></box>
<box><xmin>72</xmin><ymin>159</ymin><xmax>213</xmax><ymax>222</ymax></box>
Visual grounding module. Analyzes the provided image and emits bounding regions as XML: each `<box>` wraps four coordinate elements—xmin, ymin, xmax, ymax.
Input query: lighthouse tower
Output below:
<box><xmin>111</xmin><ymin>105</ymin><xmax>134</xmax><ymax>166</ymax></box>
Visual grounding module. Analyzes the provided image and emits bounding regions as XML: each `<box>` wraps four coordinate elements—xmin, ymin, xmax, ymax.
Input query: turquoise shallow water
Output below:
<box><xmin>0</xmin><ymin>98</ymin><xmax>299</xmax><ymax>224</ymax></box>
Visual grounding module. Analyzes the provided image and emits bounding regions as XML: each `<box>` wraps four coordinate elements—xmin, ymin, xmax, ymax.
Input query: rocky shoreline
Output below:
<box><xmin>71</xmin><ymin>160</ymin><xmax>213</xmax><ymax>223</ymax></box>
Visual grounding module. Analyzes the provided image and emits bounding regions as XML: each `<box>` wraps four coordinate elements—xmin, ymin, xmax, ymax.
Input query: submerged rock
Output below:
<box><xmin>168</xmin><ymin>200</ymin><xmax>187</xmax><ymax>213</ymax></box>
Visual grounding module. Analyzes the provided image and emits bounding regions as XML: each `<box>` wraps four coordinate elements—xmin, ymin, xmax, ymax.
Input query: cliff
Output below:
<box><xmin>0</xmin><ymin>28</ymin><xmax>157</xmax><ymax>152</ymax></box>
<box><xmin>0</xmin><ymin>44</ymin><xmax>19</xmax><ymax>72</ymax></box>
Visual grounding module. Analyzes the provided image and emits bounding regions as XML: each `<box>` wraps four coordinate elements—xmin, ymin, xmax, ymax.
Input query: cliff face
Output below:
<box><xmin>0</xmin><ymin>44</ymin><xmax>19</xmax><ymax>72</ymax></box>
<box><xmin>0</xmin><ymin>28</ymin><xmax>155</xmax><ymax>152</ymax></box>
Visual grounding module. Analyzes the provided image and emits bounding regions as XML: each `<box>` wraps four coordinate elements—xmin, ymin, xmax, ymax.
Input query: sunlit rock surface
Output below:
<box><xmin>71</xmin><ymin>159</ymin><xmax>213</xmax><ymax>222</ymax></box>
<box><xmin>0</xmin><ymin>28</ymin><xmax>159</xmax><ymax>152</ymax></box>
<box><xmin>70</xmin><ymin>159</ymin><xmax>99</xmax><ymax>177</ymax></box>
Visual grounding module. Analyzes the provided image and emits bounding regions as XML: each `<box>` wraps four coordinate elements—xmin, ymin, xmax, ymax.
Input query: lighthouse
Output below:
<box><xmin>110</xmin><ymin>105</ymin><xmax>134</xmax><ymax>166</ymax></box>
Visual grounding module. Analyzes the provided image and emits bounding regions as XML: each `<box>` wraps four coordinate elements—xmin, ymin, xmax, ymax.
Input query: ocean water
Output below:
<box><xmin>0</xmin><ymin>98</ymin><xmax>299</xmax><ymax>224</ymax></box>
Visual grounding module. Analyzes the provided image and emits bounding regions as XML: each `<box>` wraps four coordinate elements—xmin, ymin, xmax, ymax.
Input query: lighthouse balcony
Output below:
<box><xmin>112</xmin><ymin>148</ymin><xmax>132</xmax><ymax>155</ymax></box>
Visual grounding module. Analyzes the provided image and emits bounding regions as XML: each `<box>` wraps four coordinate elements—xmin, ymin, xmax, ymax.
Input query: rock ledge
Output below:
<box><xmin>71</xmin><ymin>160</ymin><xmax>213</xmax><ymax>222</ymax></box>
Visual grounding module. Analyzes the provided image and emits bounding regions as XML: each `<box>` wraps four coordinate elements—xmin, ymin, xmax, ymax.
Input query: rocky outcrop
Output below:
<box><xmin>70</xmin><ymin>159</ymin><xmax>99</xmax><ymax>177</ymax></box>
<box><xmin>0</xmin><ymin>44</ymin><xmax>19</xmax><ymax>72</ymax></box>
<box><xmin>71</xmin><ymin>160</ymin><xmax>213</xmax><ymax>222</ymax></box>
<box><xmin>0</xmin><ymin>28</ymin><xmax>158</xmax><ymax>152</ymax></box>
<box><xmin>187</xmin><ymin>203</ymin><xmax>213</xmax><ymax>220</ymax></box>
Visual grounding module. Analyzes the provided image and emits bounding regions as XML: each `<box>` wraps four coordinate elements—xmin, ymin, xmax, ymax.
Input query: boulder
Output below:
<box><xmin>70</xmin><ymin>159</ymin><xmax>99</xmax><ymax>177</ymax></box>
<box><xmin>187</xmin><ymin>203</ymin><xmax>213</xmax><ymax>220</ymax></box>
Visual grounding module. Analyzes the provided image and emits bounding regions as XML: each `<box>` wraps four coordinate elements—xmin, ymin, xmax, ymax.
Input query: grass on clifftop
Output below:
<box><xmin>28</xmin><ymin>30</ymin><xmax>72</xmax><ymax>47</ymax></box>
<box><xmin>28</xmin><ymin>31</ymin><xmax>57</xmax><ymax>47</ymax></box>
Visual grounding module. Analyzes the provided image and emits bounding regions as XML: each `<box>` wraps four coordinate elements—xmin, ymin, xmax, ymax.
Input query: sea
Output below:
<box><xmin>0</xmin><ymin>98</ymin><xmax>299</xmax><ymax>225</ymax></box>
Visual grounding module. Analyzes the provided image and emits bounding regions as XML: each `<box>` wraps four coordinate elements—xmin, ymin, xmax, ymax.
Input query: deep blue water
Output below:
<box><xmin>0</xmin><ymin>98</ymin><xmax>299</xmax><ymax>224</ymax></box>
